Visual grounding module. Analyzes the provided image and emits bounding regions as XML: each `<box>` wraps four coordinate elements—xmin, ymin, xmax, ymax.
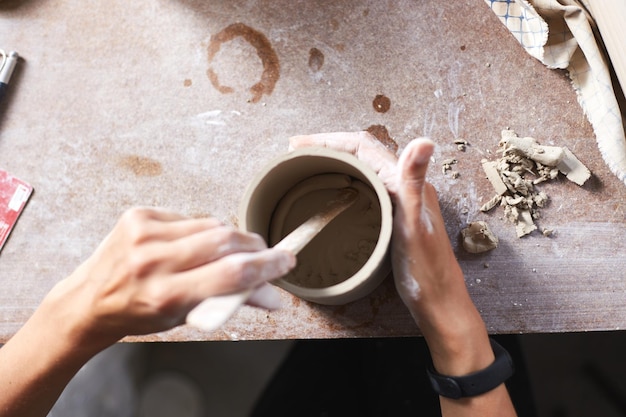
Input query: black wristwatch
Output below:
<box><xmin>426</xmin><ymin>338</ymin><xmax>515</xmax><ymax>399</ymax></box>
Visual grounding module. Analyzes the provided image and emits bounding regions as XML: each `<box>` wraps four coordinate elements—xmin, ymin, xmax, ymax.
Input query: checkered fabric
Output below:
<box><xmin>485</xmin><ymin>0</ymin><xmax>626</xmax><ymax>186</ymax></box>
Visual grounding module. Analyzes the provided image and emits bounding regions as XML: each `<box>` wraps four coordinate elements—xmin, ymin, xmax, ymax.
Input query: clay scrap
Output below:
<box><xmin>454</xmin><ymin>138</ymin><xmax>469</xmax><ymax>152</ymax></box>
<box><xmin>441</xmin><ymin>158</ymin><xmax>460</xmax><ymax>178</ymax></box>
<box><xmin>480</xmin><ymin>129</ymin><xmax>591</xmax><ymax>237</ymax></box>
<box><xmin>461</xmin><ymin>221</ymin><xmax>499</xmax><ymax>253</ymax></box>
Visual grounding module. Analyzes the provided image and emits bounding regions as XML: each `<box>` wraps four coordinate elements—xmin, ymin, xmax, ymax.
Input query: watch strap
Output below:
<box><xmin>426</xmin><ymin>338</ymin><xmax>514</xmax><ymax>399</ymax></box>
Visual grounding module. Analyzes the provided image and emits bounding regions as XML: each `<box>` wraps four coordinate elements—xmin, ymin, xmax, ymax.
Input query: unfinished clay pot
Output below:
<box><xmin>239</xmin><ymin>147</ymin><xmax>393</xmax><ymax>305</ymax></box>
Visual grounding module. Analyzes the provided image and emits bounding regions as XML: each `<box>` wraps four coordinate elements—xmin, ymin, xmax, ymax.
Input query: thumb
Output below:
<box><xmin>397</xmin><ymin>138</ymin><xmax>435</xmax><ymax>202</ymax></box>
<box><xmin>395</xmin><ymin>138</ymin><xmax>436</xmax><ymax>233</ymax></box>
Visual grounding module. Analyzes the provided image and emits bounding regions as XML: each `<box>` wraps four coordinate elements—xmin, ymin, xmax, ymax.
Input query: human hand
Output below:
<box><xmin>288</xmin><ymin>133</ymin><xmax>464</xmax><ymax>315</ymax></box>
<box><xmin>289</xmin><ymin>132</ymin><xmax>491</xmax><ymax>373</ymax></box>
<box><xmin>42</xmin><ymin>207</ymin><xmax>295</xmax><ymax>350</ymax></box>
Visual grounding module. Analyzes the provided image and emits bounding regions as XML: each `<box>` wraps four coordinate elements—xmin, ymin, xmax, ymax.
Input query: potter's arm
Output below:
<box><xmin>289</xmin><ymin>132</ymin><xmax>517</xmax><ymax>417</ymax></box>
<box><xmin>392</xmin><ymin>139</ymin><xmax>517</xmax><ymax>417</ymax></box>
<box><xmin>0</xmin><ymin>208</ymin><xmax>295</xmax><ymax>417</ymax></box>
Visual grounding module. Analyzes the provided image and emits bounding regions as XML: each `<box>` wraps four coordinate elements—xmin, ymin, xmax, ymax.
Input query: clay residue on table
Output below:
<box><xmin>461</xmin><ymin>221</ymin><xmax>499</xmax><ymax>253</ymax></box>
<box><xmin>308</xmin><ymin>47</ymin><xmax>325</xmax><ymax>72</ymax></box>
<box><xmin>479</xmin><ymin>129</ymin><xmax>591</xmax><ymax>237</ymax></box>
<box><xmin>372</xmin><ymin>94</ymin><xmax>391</xmax><ymax>113</ymax></box>
<box><xmin>119</xmin><ymin>155</ymin><xmax>162</xmax><ymax>177</ymax></box>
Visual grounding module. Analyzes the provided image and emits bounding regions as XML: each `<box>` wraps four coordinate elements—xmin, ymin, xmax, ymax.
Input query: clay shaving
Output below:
<box><xmin>441</xmin><ymin>158</ymin><xmax>460</xmax><ymax>178</ymax></box>
<box><xmin>454</xmin><ymin>138</ymin><xmax>469</xmax><ymax>152</ymax></box>
<box><xmin>480</xmin><ymin>129</ymin><xmax>591</xmax><ymax>237</ymax></box>
<box><xmin>461</xmin><ymin>221</ymin><xmax>499</xmax><ymax>253</ymax></box>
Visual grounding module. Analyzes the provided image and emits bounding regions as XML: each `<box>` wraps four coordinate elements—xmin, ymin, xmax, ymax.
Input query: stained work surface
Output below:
<box><xmin>0</xmin><ymin>0</ymin><xmax>624</xmax><ymax>342</ymax></box>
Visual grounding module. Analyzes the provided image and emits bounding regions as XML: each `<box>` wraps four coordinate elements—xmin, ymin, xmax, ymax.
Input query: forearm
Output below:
<box><xmin>420</xmin><ymin>296</ymin><xmax>517</xmax><ymax>417</ymax></box>
<box><xmin>0</xmin><ymin>286</ymin><xmax>102</xmax><ymax>417</ymax></box>
<box><xmin>0</xmin><ymin>208</ymin><xmax>296</xmax><ymax>417</ymax></box>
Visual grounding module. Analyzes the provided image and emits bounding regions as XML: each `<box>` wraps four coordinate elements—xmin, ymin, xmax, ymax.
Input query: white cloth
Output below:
<box><xmin>485</xmin><ymin>0</ymin><xmax>626</xmax><ymax>186</ymax></box>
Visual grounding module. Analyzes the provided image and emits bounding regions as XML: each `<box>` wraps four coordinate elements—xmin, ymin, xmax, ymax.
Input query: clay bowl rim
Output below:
<box><xmin>239</xmin><ymin>147</ymin><xmax>393</xmax><ymax>303</ymax></box>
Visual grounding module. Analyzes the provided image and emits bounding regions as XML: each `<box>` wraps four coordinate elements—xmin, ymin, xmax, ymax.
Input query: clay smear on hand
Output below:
<box><xmin>480</xmin><ymin>129</ymin><xmax>591</xmax><ymax>237</ymax></box>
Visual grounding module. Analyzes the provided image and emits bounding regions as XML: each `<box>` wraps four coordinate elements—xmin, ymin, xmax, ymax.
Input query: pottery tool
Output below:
<box><xmin>0</xmin><ymin>50</ymin><xmax>19</xmax><ymax>104</ymax></box>
<box><xmin>0</xmin><ymin>169</ymin><xmax>33</xmax><ymax>253</ymax></box>
<box><xmin>186</xmin><ymin>187</ymin><xmax>358</xmax><ymax>332</ymax></box>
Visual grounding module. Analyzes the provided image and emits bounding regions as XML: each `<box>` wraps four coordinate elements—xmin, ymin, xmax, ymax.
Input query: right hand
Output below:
<box><xmin>288</xmin><ymin>133</ymin><xmax>466</xmax><ymax>316</ymax></box>
<box><xmin>289</xmin><ymin>132</ymin><xmax>493</xmax><ymax>374</ymax></box>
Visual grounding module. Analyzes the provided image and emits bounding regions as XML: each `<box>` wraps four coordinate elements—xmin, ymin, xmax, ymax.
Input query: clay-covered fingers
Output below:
<box><xmin>395</xmin><ymin>138</ymin><xmax>437</xmax><ymax>230</ymax></box>
<box><xmin>288</xmin><ymin>131</ymin><xmax>399</xmax><ymax>192</ymax></box>
<box><xmin>73</xmin><ymin>207</ymin><xmax>296</xmax><ymax>340</ymax></box>
<box><xmin>392</xmin><ymin>138</ymin><xmax>466</xmax><ymax>312</ymax></box>
<box><xmin>246</xmin><ymin>283</ymin><xmax>283</xmax><ymax>310</ymax></box>
<box><xmin>144</xmin><ymin>225</ymin><xmax>271</xmax><ymax>275</ymax></box>
<box><xmin>177</xmin><ymin>248</ymin><xmax>295</xmax><ymax>303</ymax></box>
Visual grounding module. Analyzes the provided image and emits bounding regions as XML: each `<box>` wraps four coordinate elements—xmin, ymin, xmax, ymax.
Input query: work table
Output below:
<box><xmin>0</xmin><ymin>0</ymin><xmax>624</xmax><ymax>342</ymax></box>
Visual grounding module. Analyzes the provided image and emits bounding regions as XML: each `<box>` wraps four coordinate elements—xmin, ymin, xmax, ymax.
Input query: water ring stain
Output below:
<box><xmin>372</xmin><ymin>94</ymin><xmax>391</xmax><ymax>113</ymax></box>
<box><xmin>207</xmin><ymin>23</ymin><xmax>280</xmax><ymax>103</ymax></box>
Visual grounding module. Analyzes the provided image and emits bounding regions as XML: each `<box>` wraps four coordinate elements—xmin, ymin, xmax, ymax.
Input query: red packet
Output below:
<box><xmin>0</xmin><ymin>168</ymin><xmax>33</xmax><ymax>252</ymax></box>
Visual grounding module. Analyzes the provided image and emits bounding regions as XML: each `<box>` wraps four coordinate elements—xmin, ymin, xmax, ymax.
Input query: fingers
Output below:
<box><xmin>129</xmin><ymin>207</ymin><xmax>295</xmax><ymax>296</ymax></box>
<box><xmin>246</xmin><ymin>283</ymin><xmax>282</xmax><ymax>310</ymax></box>
<box><xmin>147</xmin><ymin>217</ymin><xmax>224</xmax><ymax>242</ymax></box>
<box><xmin>395</xmin><ymin>138</ymin><xmax>437</xmax><ymax>233</ymax></box>
<box><xmin>289</xmin><ymin>131</ymin><xmax>372</xmax><ymax>153</ymax></box>
<box><xmin>397</xmin><ymin>138</ymin><xmax>435</xmax><ymax>200</ymax></box>
<box><xmin>109</xmin><ymin>208</ymin><xmax>223</xmax><ymax>245</ymax></box>
<box><xmin>177</xmin><ymin>248</ymin><xmax>296</xmax><ymax>302</ymax></box>
<box><xmin>126</xmin><ymin>206</ymin><xmax>189</xmax><ymax>222</ymax></box>
<box><xmin>152</xmin><ymin>225</ymin><xmax>268</xmax><ymax>273</ymax></box>
<box><xmin>289</xmin><ymin>131</ymin><xmax>399</xmax><ymax>192</ymax></box>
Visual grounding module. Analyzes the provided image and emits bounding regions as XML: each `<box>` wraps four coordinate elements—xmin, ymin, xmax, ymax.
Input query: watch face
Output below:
<box><xmin>427</xmin><ymin>370</ymin><xmax>463</xmax><ymax>399</ymax></box>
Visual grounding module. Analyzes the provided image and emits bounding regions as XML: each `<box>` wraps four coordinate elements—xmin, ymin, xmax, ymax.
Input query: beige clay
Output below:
<box><xmin>461</xmin><ymin>221</ymin><xmax>499</xmax><ymax>253</ymax></box>
<box><xmin>270</xmin><ymin>174</ymin><xmax>381</xmax><ymax>289</ymax></box>
<box><xmin>480</xmin><ymin>129</ymin><xmax>591</xmax><ymax>237</ymax></box>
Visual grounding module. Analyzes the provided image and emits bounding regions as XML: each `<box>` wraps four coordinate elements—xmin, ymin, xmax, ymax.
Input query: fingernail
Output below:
<box><xmin>275</xmin><ymin>249</ymin><xmax>297</xmax><ymax>272</ymax></box>
<box><xmin>255</xmin><ymin>249</ymin><xmax>296</xmax><ymax>284</ymax></box>
<box><xmin>405</xmin><ymin>138</ymin><xmax>435</xmax><ymax>165</ymax></box>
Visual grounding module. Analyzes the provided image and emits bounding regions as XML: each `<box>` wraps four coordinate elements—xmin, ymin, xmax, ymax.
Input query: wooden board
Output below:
<box><xmin>0</xmin><ymin>0</ymin><xmax>624</xmax><ymax>342</ymax></box>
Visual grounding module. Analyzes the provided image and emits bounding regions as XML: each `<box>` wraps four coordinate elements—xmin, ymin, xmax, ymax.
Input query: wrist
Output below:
<box><xmin>419</xmin><ymin>300</ymin><xmax>494</xmax><ymax>376</ymax></box>
<box><xmin>427</xmin><ymin>338</ymin><xmax>514</xmax><ymax>400</ymax></box>
<box><xmin>38</xmin><ymin>277</ymin><xmax>114</xmax><ymax>359</ymax></box>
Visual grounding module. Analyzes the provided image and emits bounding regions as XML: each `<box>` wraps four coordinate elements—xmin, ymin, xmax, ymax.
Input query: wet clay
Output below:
<box><xmin>269</xmin><ymin>175</ymin><xmax>381</xmax><ymax>288</ymax></box>
<box><xmin>461</xmin><ymin>221</ymin><xmax>499</xmax><ymax>253</ymax></box>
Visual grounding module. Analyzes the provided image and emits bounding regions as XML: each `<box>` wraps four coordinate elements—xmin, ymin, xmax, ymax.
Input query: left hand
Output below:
<box><xmin>41</xmin><ymin>207</ymin><xmax>295</xmax><ymax>349</ymax></box>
